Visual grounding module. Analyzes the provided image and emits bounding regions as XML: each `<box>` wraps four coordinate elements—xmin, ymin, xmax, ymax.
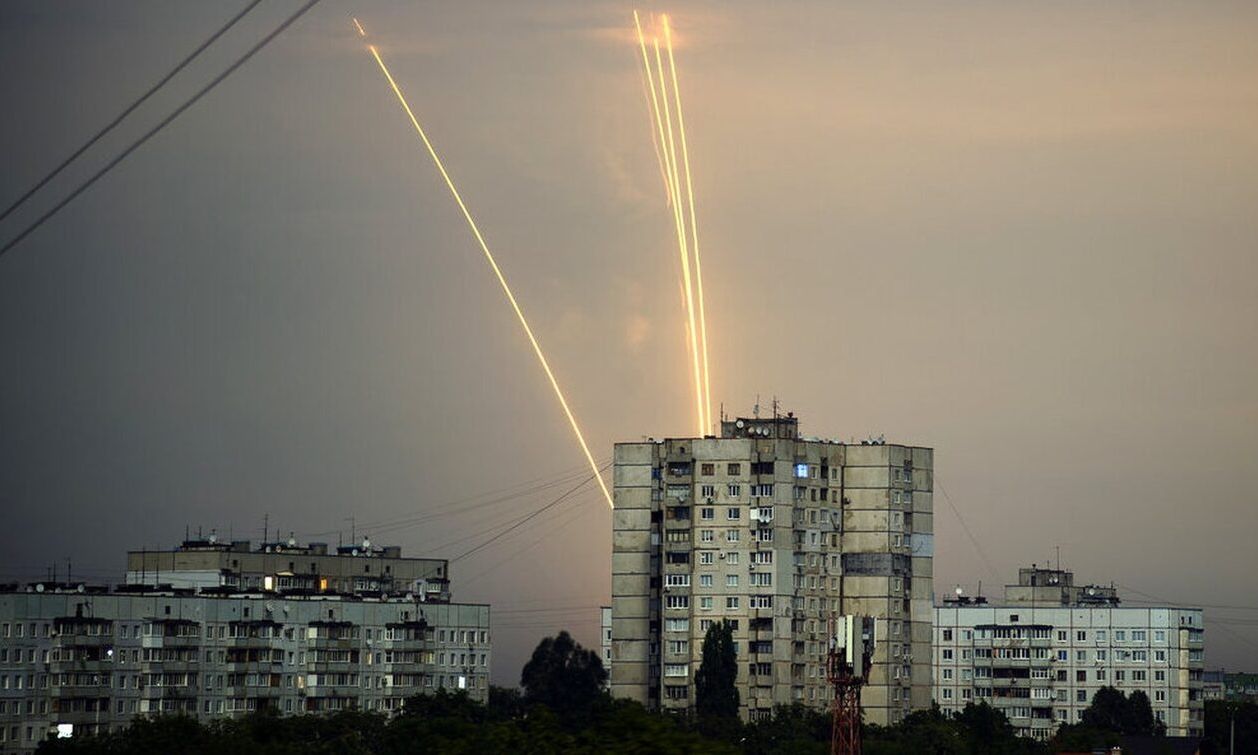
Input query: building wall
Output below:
<box><xmin>610</xmin><ymin>429</ymin><xmax>933</xmax><ymax>725</ymax></box>
<box><xmin>932</xmin><ymin>605</ymin><xmax>1205</xmax><ymax>740</ymax></box>
<box><xmin>0</xmin><ymin>590</ymin><xmax>490</xmax><ymax>753</ymax></box>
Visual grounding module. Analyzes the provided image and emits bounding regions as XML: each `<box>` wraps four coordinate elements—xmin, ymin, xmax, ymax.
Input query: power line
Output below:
<box><xmin>936</xmin><ymin>479</ymin><xmax>1001</xmax><ymax>582</ymax></box>
<box><xmin>0</xmin><ymin>0</ymin><xmax>264</xmax><ymax>225</ymax></box>
<box><xmin>460</xmin><ymin>490</ymin><xmax>597</xmax><ymax>588</ymax></box>
<box><xmin>1117</xmin><ymin>584</ymin><xmax>1258</xmax><ymax>612</ymax></box>
<box><xmin>0</xmin><ymin>0</ymin><xmax>322</xmax><ymax>260</ymax></box>
<box><xmin>299</xmin><ymin>458</ymin><xmax>606</xmax><ymax>540</ymax></box>
<box><xmin>451</xmin><ymin>463</ymin><xmax>608</xmax><ymax>563</ymax></box>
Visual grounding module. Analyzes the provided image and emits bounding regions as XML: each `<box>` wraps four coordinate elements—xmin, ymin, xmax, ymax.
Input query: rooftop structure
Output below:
<box><xmin>125</xmin><ymin>535</ymin><xmax>449</xmax><ymax>602</ymax></box>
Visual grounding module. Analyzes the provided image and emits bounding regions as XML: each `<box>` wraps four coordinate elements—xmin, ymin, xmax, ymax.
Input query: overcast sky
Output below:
<box><xmin>1</xmin><ymin>0</ymin><xmax>1255</xmax><ymax>681</ymax></box>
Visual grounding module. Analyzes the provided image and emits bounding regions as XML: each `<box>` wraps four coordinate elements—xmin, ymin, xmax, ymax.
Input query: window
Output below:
<box><xmin>750</xmin><ymin>572</ymin><xmax>771</xmax><ymax>586</ymax></box>
<box><xmin>794</xmin><ymin>463</ymin><xmax>809</xmax><ymax>478</ymax></box>
<box><xmin>942</xmin><ymin>649</ymin><xmax>953</xmax><ymax>660</ymax></box>
<box><xmin>699</xmin><ymin>597</ymin><xmax>713</xmax><ymax>610</ymax></box>
<box><xmin>726</xmin><ymin>597</ymin><xmax>740</xmax><ymax>609</ymax></box>
<box><xmin>1096</xmin><ymin>630</ymin><xmax>1107</xmax><ymax>641</ymax></box>
<box><xmin>727</xmin><ymin>463</ymin><xmax>741</xmax><ymax>475</ymax></box>
<box><xmin>699</xmin><ymin>574</ymin><xmax>713</xmax><ymax>588</ymax></box>
<box><xmin>1133</xmin><ymin>630</ymin><xmax>1147</xmax><ymax>642</ymax></box>
<box><xmin>1097</xmin><ymin>650</ymin><xmax>1108</xmax><ymax>661</ymax></box>
<box><xmin>701</xmin><ymin>463</ymin><xmax>715</xmax><ymax>476</ymax></box>
<box><xmin>1154</xmin><ymin>630</ymin><xmax>1166</xmax><ymax>643</ymax></box>
<box><xmin>699</xmin><ymin>551</ymin><xmax>714</xmax><ymax>565</ymax></box>
<box><xmin>666</xmin><ymin>596</ymin><xmax>689</xmax><ymax>609</ymax></box>
<box><xmin>667</xmin><ymin>640</ymin><xmax>690</xmax><ymax>654</ymax></box>
<box><xmin>726</xmin><ymin>575</ymin><xmax>739</xmax><ymax>588</ymax></box>
<box><xmin>666</xmin><ymin>574</ymin><xmax>690</xmax><ymax>587</ymax></box>
<box><xmin>1077</xmin><ymin>650</ymin><xmax>1088</xmax><ymax>661</ymax></box>
<box><xmin>665</xmin><ymin>618</ymin><xmax>689</xmax><ymax>632</ymax></box>
<box><xmin>727</xmin><ymin>508</ymin><xmax>741</xmax><ymax>520</ymax></box>
<box><xmin>750</xmin><ymin>596</ymin><xmax>773</xmax><ymax>609</ymax></box>
<box><xmin>1057</xmin><ymin>630</ymin><xmax>1067</xmax><ymax>641</ymax></box>
<box><xmin>1115</xmin><ymin>630</ymin><xmax>1126</xmax><ymax>641</ymax></box>
<box><xmin>701</xmin><ymin>507</ymin><xmax>715</xmax><ymax>520</ymax></box>
<box><xmin>664</xmin><ymin>664</ymin><xmax>688</xmax><ymax>678</ymax></box>
<box><xmin>701</xmin><ymin>530</ymin><xmax>714</xmax><ymax>543</ymax></box>
<box><xmin>943</xmin><ymin>629</ymin><xmax>953</xmax><ymax>641</ymax></box>
<box><xmin>1097</xmin><ymin>670</ymin><xmax>1106</xmax><ymax>681</ymax></box>
<box><xmin>1077</xmin><ymin>690</ymin><xmax>1088</xmax><ymax>703</ymax></box>
<box><xmin>727</xmin><ymin>484</ymin><xmax>741</xmax><ymax>497</ymax></box>
<box><xmin>1077</xmin><ymin>670</ymin><xmax>1087</xmax><ymax>682</ymax></box>
<box><xmin>726</xmin><ymin>530</ymin><xmax>740</xmax><ymax>543</ymax></box>
<box><xmin>726</xmin><ymin>552</ymin><xmax>740</xmax><ymax>565</ymax></box>
<box><xmin>1076</xmin><ymin>631</ymin><xmax>1087</xmax><ymax>641</ymax></box>
<box><xmin>1057</xmin><ymin>650</ymin><xmax>1068</xmax><ymax>661</ymax></box>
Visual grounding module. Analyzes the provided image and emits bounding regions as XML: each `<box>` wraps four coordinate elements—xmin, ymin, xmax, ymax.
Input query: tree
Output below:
<box><xmin>1080</xmin><ymin>686</ymin><xmax>1130</xmax><ymax>732</ymax></box>
<box><xmin>695</xmin><ymin>619</ymin><xmax>740</xmax><ymax>722</ymax></box>
<box><xmin>1078</xmin><ymin>686</ymin><xmax>1164</xmax><ymax>737</ymax></box>
<box><xmin>519</xmin><ymin>630</ymin><xmax>607</xmax><ymax>723</ymax></box>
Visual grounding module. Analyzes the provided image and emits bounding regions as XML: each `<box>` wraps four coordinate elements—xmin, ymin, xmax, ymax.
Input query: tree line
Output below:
<box><xmin>38</xmin><ymin>623</ymin><xmax>1249</xmax><ymax>754</ymax></box>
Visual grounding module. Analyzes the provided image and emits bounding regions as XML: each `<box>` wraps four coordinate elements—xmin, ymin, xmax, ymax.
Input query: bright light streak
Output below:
<box><xmin>663</xmin><ymin>15</ymin><xmax>713</xmax><ymax>435</ymax></box>
<box><xmin>633</xmin><ymin>11</ymin><xmax>673</xmax><ymax>209</ymax></box>
<box><xmin>354</xmin><ymin>20</ymin><xmax>613</xmax><ymax>509</ymax></box>
<box><xmin>653</xmin><ymin>36</ymin><xmax>706</xmax><ymax>436</ymax></box>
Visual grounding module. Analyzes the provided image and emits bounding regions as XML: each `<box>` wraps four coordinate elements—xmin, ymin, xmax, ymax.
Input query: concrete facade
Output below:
<box><xmin>0</xmin><ymin>585</ymin><xmax>490</xmax><ymax>753</ymax></box>
<box><xmin>610</xmin><ymin>414</ymin><xmax>933</xmax><ymax>724</ymax></box>
<box><xmin>933</xmin><ymin>568</ymin><xmax>1205</xmax><ymax>740</ymax></box>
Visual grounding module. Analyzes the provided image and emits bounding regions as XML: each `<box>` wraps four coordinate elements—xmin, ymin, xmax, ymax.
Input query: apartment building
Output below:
<box><xmin>126</xmin><ymin>535</ymin><xmax>449</xmax><ymax>601</ymax></box>
<box><xmin>610</xmin><ymin>413</ymin><xmax>933</xmax><ymax>724</ymax></box>
<box><xmin>933</xmin><ymin>567</ymin><xmax>1205</xmax><ymax>740</ymax></box>
<box><xmin>0</xmin><ymin>540</ymin><xmax>490</xmax><ymax>753</ymax></box>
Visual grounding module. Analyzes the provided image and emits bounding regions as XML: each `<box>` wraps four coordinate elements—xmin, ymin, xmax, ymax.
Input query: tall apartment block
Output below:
<box><xmin>933</xmin><ymin>566</ymin><xmax>1205</xmax><ymax>740</ymax></box>
<box><xmin>610</xmin><ymin>414</ymin><xmax>933</xmax><ymax>724</ymax></box>
<box><xmin>0</xmin><ymin>537</ymin><xmax>490</xmax><ymax>753</ymax></box>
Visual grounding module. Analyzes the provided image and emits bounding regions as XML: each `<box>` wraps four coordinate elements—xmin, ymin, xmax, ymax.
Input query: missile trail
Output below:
<box><xmin>353</xmin><ymin>19</ymin><xmax>613</xmax><ymax>509</ymax></box>
<box><xmin>663</xmin><ymin>15</ymin><xmax>713</xmax><ymax>434</ymax></box>
<box><xmin>653</xmin><ymin>36</ymin><xmax>706</xmax><ymax>436</ymax></box>
<box><xmin>633</xmin><ymin>10</ymin><xmax>673</xmax><ymax>209</ymax></box>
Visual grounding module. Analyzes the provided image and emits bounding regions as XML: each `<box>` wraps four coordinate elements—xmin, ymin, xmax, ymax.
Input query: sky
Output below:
<box><xmin>1</xmin><ymin>0</ymin><xmax>1256</xmax><ymax>682</ymax></box>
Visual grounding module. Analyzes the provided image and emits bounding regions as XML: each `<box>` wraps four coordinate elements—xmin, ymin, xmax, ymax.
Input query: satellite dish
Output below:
<box><xmin>35</xmin><ymin>584</ymin><xmax>44</xmax><ymax>593</ymax></box>
<box><xmin>955</xmin><ymin>586</ymin><xmax>964</xmax><ymax>596</ymax></box>
<box><xmin>736</xmin><ymin>420</ymin><xmax>745</xmax><ymax>429</ymax></box>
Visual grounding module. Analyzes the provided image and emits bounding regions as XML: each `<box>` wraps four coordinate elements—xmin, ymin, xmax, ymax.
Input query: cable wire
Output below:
<box><xmin>451</xmin><ymin>462</ymin><xmax>609</xmax><ymax>563</ymax></box>
<box><xmin>0</xmin><ymin>0</ymin><xmax>264</xmax><ymax>225</ymax></box>
<box><xmin>936</xmin><ymin>479</ymin><xmax>1002</xmax><ymax>582</ymax></box>
<box><xmin>0</xmin><ymin>0</ymin><xmax>322</xmax><ymax>259</ymax></box>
